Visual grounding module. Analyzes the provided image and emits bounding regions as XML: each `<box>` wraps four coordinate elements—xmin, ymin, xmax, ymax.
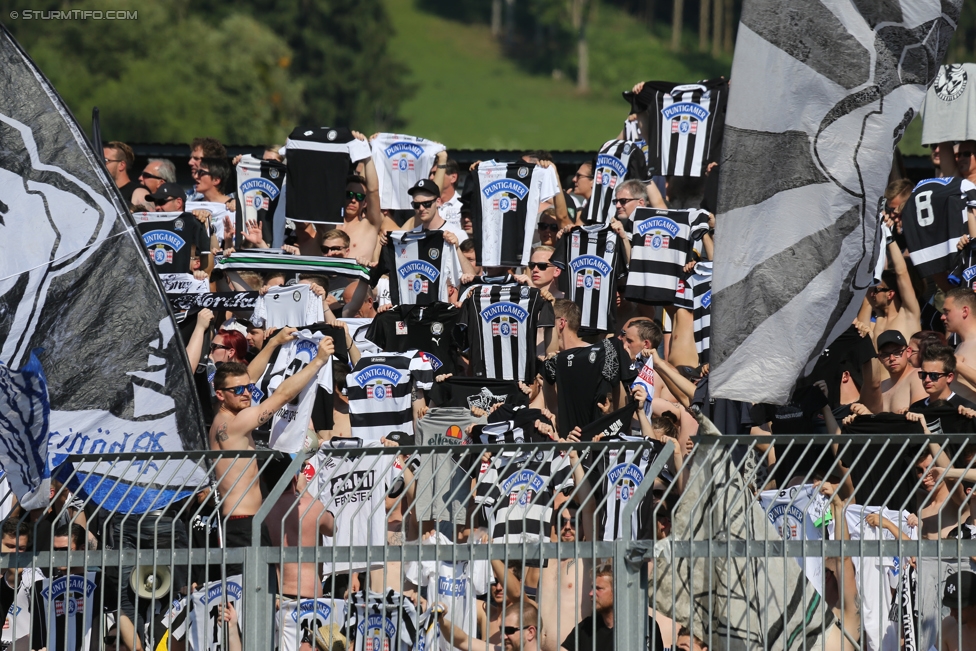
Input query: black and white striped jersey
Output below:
<box><xmin>376</xmin><ymin>229</ymin><xmax>462</xmax><ymax>306</ymax></box>
<box><xmin>285</xmin><ymin>126</ymin><xmax>372</xmax><ymax>224</ymax></box>
<box><xmin>350</xmin><ymin>590</ymin><xmax>418</xmax><ymax>651</ymax></box>
<box><xmin>556</xmin><ymin>223</ymin><xmax>623</xmax><ymax>332</ymax></box>
<box><xmin>625</xmin><ymin>78</ymin><xmax>728</xmax><ymax>177</ymax></box>
<box><xmin>474</xmin><ymin>426</ymin><xmax>572</xmax><ymax>543</ymax></box>
<box><xmin>675</xmin><ymin>260</ymin><xmax>713</xmax><ymax>363</ymax></box>
<box><xmin>624</xmin><ymin>207</ymin><xmax>709</xmax><ymax>305</ymax></box>
<box><xmin>345</xmin><ymin>351</ymin><xmax>433</xmax><ymax>441</ymax></box>
<box><xmin>902</xmin><ymin>177</ymin><xmax>976</xmax><ymax>277</ymax></box>
<box><xmin>584</xmin><ymin>140</ymin><xmax>649</xmax><ymax>224</ymax></box>
<box><xmin>235</xmin><ymin>154</ymin><xmax>286</xmax><ymax>247</ymax></box>
<box><xmin>458</xmin><ymin>279</ymin><xmax>556</xmax><ymax>381</ymax></box>
<box><xmin>371</xmin><ymin>133</ymin><xmax>445</xmax><ymax>210</ymax></box>
<box><xmin>468</xmin><ymin>161</ymin><xmax>559</xmax><ymax>266</ymax></box>
<box><xmin>586</xmin><ymin>435</ymin><xmax>669</xmax><ymax>541</ymax></box>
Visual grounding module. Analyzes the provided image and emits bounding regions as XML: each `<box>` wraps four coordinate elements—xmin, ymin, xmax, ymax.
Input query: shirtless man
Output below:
<box><xmin>818</xmin><ymin>483</ymin><xmax>863</xmax><ymax>651</ymax></box>
<box><xmin>209</xmin><ymin>336</ymin><xmax>334</xmax><ymax>556</ymax></box>
<box><xmin>943</xmin><ymin>287</ymin><xmax>976</xmax><ymax>404</ymax></box>
<box><xmin>856</xmin><ymin>330</ymin><xmax>926</xmax><ymax>414</ymax></box>
<box><xmin>538</xmin><ymin>505</ymin><xmax>593</xmax><ymax>651</ymax></box>
<box><xmin>858</xmin><ymin>242</ymin><xmax>921</xmax><ymax>345</ymax></box>
<box><xmin>940</xmin><ymin>570</ymin><xmax>976</xmax><ymax>651</ymax></box>
<box><xmin>338</xmin><ymin>133</ymin><xmax>384</xmax><ymax>260</ymax></box>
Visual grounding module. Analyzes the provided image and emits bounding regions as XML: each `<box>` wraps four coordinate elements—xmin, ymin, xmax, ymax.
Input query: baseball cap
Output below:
<box><xmin>407</xmin><ymin>179</ymin><xmax>440</xmax><ymax>198</ymax></box>
<box><xmin>147</xmin><ymin>182</ymin><xmax>184</xmax><ymax>204</ymax></box>
<box><xmin>943</xmin><ymin>570</ymin><xmax>976</xmax><ymax>608</ymax></box>
<box><xmin>876</xmin><ymin>330</ymin><xmax>908</xmax><ymax>350</ymax></box>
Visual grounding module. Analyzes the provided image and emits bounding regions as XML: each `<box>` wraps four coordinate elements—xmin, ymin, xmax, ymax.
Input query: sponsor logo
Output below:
<box><xmin>608</xmin><ymin>463</ymin><xmax>644</xmax><ymax>502</ymax></box>
<box><xmin>595</xmin><ymin>153</ymin><xmax>627</xmax><ymax>189</ymax></box>
<box><xmin>480</xmin><ymin>301</ymin><xmax>528</xmax><ymax>337</ymax></box>
<box><xmin>766</xmin><ymin>504</ymin><xmax>804</xmax><ymax>540</ymax></box>
<box><xmin>142</xmin><ymin>229</ymin><xmax>186</xmax><ymax>251</ymax></box>
<box><xmin>502</xmin><ymin>471</ymin><xmax>546</xmax><ymax>506</ymax></box>
<box><xmin>352</xmin><ymin>364</ymin><xmax>404</xmax><ymax>387</ymax></box>
<box><xmin>570</xmin><ymin>254</ymin><xmax>612</xmax><ymax>277</ymax></box>
<box><xmin>385</xmin><ymin>142</ymin><xmax>425</xmax><ymax>172</ymax></box>
<box><xmin>290</xmin><ymin>599</ymin><xmax>333</xmax><ymax>622</ymax></box>
<box><xmin>419</xmin><ymin>351</ymin><xmax>443</xmax><ymax>371</ymax></box>
<box><xmin>701</xmin><ymin>290</ymin><xmax>712</xmax><ymax>308</ymax></box>
<box><xmin>661</xmin><ymin>101</ymin><xmax>710</xmax><ymax>122</ymax></box>
<box><xmin>240</xmin><ymin>177</ymin><xmax>281</xmax><ymax>200</ymax></box>
<box><xmin>637</xmin><ymin>216</ymin><xmax>680</xmax><ymax>249</ymax></box>
<box><xmin>398</xmin><ymin>259</ymin><xmax>440</xmax><ymax>282</ymax></box>
<box><xmin>482</xmin><ymin>179</ymin><xmax>529</xmax><ymax>213</ymax></box>
<box><xmin>203</xmin><ymin>580</ymin><xmax>243</xmax><ymax>604</ymax></box>
<box><xmin>438</xmin><ymin>576</ymin><xmax>468</xmax><ymax>597</ymax></box>
<box><xmin>359</xmin><ymin>614</ymin><xmax>397</xmax><ymax>651</ymax></box>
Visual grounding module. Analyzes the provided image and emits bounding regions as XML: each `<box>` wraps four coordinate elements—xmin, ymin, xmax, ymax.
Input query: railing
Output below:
<box><xmin>3</xmin><ymin>434</ymin><xmax>976</xmax><ymax>650</ymax></box>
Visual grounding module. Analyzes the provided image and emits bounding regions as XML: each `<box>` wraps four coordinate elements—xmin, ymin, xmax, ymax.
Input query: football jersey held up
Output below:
<box><xmin>371</xmin><ymin>133</ymin><xmax>446</xmax><ymax>210</ymax></box>
<box><xmin>285</xmin><ymin>126</ymin><xmax>372</xmax><ymax>224</ymax></box>
<box><xmin>625</xmin><ymin>207</ymin><xmax>709</xmax><ymax>305</ymax></box>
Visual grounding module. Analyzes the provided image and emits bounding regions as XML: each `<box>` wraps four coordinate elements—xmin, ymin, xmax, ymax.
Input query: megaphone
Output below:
<box><xmin>130</xmin><ymin>565</ymin><xmax>172</xmax><ymax>600</ymax></box>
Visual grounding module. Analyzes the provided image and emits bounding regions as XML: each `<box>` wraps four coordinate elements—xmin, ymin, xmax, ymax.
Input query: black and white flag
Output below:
<box><xmin>0</xmin><ymin>25</ymin><xmax>206</xmax><ymax>512</ymax></box>
<box><xmin>710</xmin><ymin>0</ymin><xmax>960</xmax><ymax>404</ymax></box>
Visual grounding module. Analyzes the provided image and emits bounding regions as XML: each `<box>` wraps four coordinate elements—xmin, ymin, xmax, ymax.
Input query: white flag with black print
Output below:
<box><xmin>710</xmin><ymin>0</ymin><xmax>961</xmax><ymax>404</ymax></box>
<box><xmin>0</xmin><ymin>25</ymin><xmax>206</xmax><ymax>512</ymax></box>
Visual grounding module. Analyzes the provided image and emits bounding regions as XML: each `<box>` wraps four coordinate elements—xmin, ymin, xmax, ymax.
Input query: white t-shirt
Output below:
<box><xmin>185</xmin><ymin>575</ymin><xmax>244</xmax><ymax>651</ymax></box>
<box><xmin>371</xmin><ymin>134</ymin><xmax>446</xmax><ymax>210</ymax></box>
<box><xmin>439</xmin><ymin>192</ymin><xmax>463</xmax><ymax>227</ymax></box>
<box><xmin>2</xmin><ymin>568</ymin><xmax>43</xmax><ymax>650</ymax></box>
<box><xmin>252</xmin><ymin>284</ymin><xmax>325</xmax><ymax>328</ymax></box>
<box><xmin>758</xmin><ymin>485</ymin><xmax>830</xmax><ymax>595</ymax></box>
<box><xmin>275</xmin><ymin>597</ymin><xmax>347</xmax><ymax>651</ymax></box>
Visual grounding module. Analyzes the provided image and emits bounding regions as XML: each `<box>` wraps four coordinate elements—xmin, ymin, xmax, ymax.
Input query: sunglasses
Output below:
<box><xmin>528</xmin><ymin>262</ymin><xmax>551</xmax><ymax>271</ymax></box>
<box><xmin>210</xmin><ymin>343</ymin><xmax>233</xmax><ymax>352</ymax></box>
<box><xmin>503</xmin><ymin>626</ymin><xmax>529</xmax><ymax>636</ymax></box>
<box><xmin>956</xmin><ymin>151</ymin><xmax>975</xmax><ymax>159</ymax></box>
<box><xmin>537</xmin><ymin>223</ymin><xmax>559</xmax><ymax>233</ymax></box>
<box><xmin>322</xmin><ymin>245</ymin><xmax>347</xmax><ymax>254</ymax></box>
<box><xmin>868</xmin><ymin>286</ymin><xmax>891</xmax><ymax>294</ymax></box>
<box><xmin>104</xmin><ymin>158</ymin><xmax>123</xmax><ymax>164</ymax></box>
<box><xmin>411</xmin><ymin>199</ymin><xmax>435</xmax><ymax>210</ymax></box>
<box><xmin>346</xmin><ymin>190</ymin><xmax>366</xmax><ymax>202</ymax></box>
<box><xmin>140</xmin><ymin>171</ymin><xmax>164</xmax><ymax>181</ymax></box>
<box><xmin>191</xmin><ymin>169</ymin><xmax>212</xmax><ymax>178</ymax></box>
<box><xmin>613</xmin><ymin>197</ymin><xmax>639</xmax><ymax>206</ymax></box>
<box><xmin>918</xmin><ymin>371</ymin><xmax>948</xmax><ymax>381</ymax></box>
<box><xmin>573</xmin><ymin>173</ymin><xmax>593</xmax><ymax>180</ymax></box>
<box><xmin>217</xmin><ymin>384</ymin><xmax>252</xmax><ymax>396</ymax></box>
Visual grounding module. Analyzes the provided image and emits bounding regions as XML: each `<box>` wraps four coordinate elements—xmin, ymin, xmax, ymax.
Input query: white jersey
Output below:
<box><xmin>186</xmin><ymin>576</ymin><xmax>244</xmax><ymax>651</ymax></box>
<box><xmin>257</xmin><ymin>330</ymin><xmax>334</xmax><ymax>453</ymax></box>
<box><xmin>371</xmin><ymin>134</ymin><xmax>446</xmax><ymax>210</ymax></box>
<box><xmin>758</xmin><ymin>485</ymin><xmax>830</xmax><ymax>595</ymax></box>
<box><xmin>252</xmin><ymin>284</ymin><xmax>324</xmax><ymax>328</ymax></box>
<box><xmin>439</xmin><ymin>193</ymin><xmax>463</xmax><ymax>227</ymax></box>
<box><xmin>276</xmin><ymin>597</ymin><xmax>347</xmax><ymax>651</ymax></box>
<box><xmin>309</xmin><ymin>438</ymin><xmax>403</xmax><ymax>574</ymax></box>
<box><xmin>469</xmin><ymin>162</ymin><xmax>559</xmax><ymax>267</ymax></box>
<box><xmin>404</xmin><ymin>533</ymin><xmax>490</xmax><ymax>650</ymax></box>
<box><xmin>341</xmin><ymin>318</ymin><xmax>383</xmax><ymax>356</ymax></box>
<box><xmin>2</xmin><ymin>568</ymin><xmax>43</xmax><ymax>651</ymax></box>
<box><xmin>186</xmin><ymin>201</ymin><xmax>230</xmax><ymax>244</ymax></box>
<box><xmin>351</xmin><ymin>591</ymin><xmax>418</xmax><ymax>651</ymax></box>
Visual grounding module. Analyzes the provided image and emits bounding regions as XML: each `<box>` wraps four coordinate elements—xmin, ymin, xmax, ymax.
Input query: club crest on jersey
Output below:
<box><xmin>570</xmin><ymin>255</ymin><xmax>611</xmax><ymax>290</ymax></box>
<box><xmin>502</xmin><ymin>471</ymin><xmax>546</xmax><ymax>506</ymax></box>
<box><xmin>480</xmin><ymin>301</ymin><xmax>528</xmax><ymax>337</ymax></box>
<box><xmin>637</xmin><ymin>216</ymin><xmax>680</xmax><ymax>250</ymax></box>
<box><xmin>385</xmin><ymin>142</ymin><xmax>425</xmax><ymax>171</ymax></box>
<box><xmin>359</xmin><ymin>614</ymin><xmax>397</xmax><ymax>651</ymax></box>
<box><xmin>595</xmin><ymin>153</ymin><xmax>627</xmax><ymax>188</ymax></box>
<box><xmin>240</xmin><ymin>177</ymin><xmax>281</xmax><ymax>200</ymax></box>
<box><xmin>608</xmin><ymin>463</ymin><xmax>644</xmax><ymax>502</ymax></box>
<box><xmin>662</xmin><ymin>101</ymin><xmax>710</xmax><ymax>135</ymax></box>
<box><xmin>701</xmin><ymin>290</ymin><xmax>712</xmax><ymax>308</ymax></box>
<box><xmin>483</xmin><ymin>179</ymin><xmax>529</xmax><ymax>213</ymax></box>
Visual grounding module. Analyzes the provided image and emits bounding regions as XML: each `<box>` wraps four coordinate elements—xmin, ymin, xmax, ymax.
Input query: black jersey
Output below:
<box><xmin>584</xmin><ymin>139</ymin><xmax>649</xmax><ymax>224</ymax></box>
<box><xmin>542</xmin><ymin>340</ymin><xmax>619</xmax><ymax>438</ymax></box>
<box><xmin>948</xmin><ymin>241</ymin><xmax>976</xmax><ymax>288</ymax></box>
<box><xmin>437</xmin><ymin>376</ymin><xmax>530</xmax><ymax>410</ymax></box>
<box><xmin>375</xmin><ymin>228</ymin><xmax>462</xmax><ymax>306</ymax></box>
<box><xmin>674</xmin><ymin>260</ymin><xmax>712</xmax><ymax>363</ymax></box>
<box><xmin>235</xmin><ymin>154</ymin><xmax>286</xmax><ymax>247</ymax></box>
<box><xmin>624</xmin><ymin>207</ymin><xmax>709</xmax><ymax>305</ymax></box>
<box><xmin>364</xmin><ymin>302</ymin><xmax>461</xmax><ymax>374</ymax></box>
<box><xmin>285</xmin><ymin>126</ymin><xmax>372</xmax><ymax>224</ymax></box>
<box><xmin>555</xmin><ymin>222</ymin><xmax>623</xmax><ymax>332</ymax></box>
<box><xmin>468</xmin><ymin>161</ymin><xmax>559</xmax><ymax>266</ymax></box>
<box><xmin>842</xmin><ymin>414</ymin><xmax>925</xmax><ymax>508</ymax></box>
<box><xmin>458</xmin><ymin>278</ymin><xmax>556</xmax><ymax>382</ymax></box>
<box><xmin>134</xmin><ymin>211</ymin><xmax>211</xmax><ymax>274</ymax></box>
<box><xmin>624</xmin><ymin>78</ymin><xmax>728</xmax><ymax>177</ymax></box>
<box><xmin>902</xmin><ymin>177</ymin><xmax>976</xmax><ymax>277</ymax></box>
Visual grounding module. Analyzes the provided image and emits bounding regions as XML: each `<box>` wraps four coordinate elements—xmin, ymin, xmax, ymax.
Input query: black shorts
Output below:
<box><xmin>223</xmin><ymin>515</ymin><xmax>276</xmax><ymax>594</ymax></box>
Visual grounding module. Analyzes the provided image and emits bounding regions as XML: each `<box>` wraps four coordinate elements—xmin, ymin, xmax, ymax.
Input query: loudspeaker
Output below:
<box><xmin>130</xmin><ymin>565</ymin><xmax>171</xmax><ymax>600</ymax></box>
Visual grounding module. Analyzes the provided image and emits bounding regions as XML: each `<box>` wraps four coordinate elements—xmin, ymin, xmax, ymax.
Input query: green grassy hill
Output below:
<box><xmin>385</xmin><ymin>0</ymin><xmax>732</xmax><ymax>150</ymax></box>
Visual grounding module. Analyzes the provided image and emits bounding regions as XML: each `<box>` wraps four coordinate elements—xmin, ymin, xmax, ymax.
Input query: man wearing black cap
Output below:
<box><xmin>409</xmin><ymin>178</ymin><xmax>469</xmax><ymax>243</ymax></box>
<box><xmin>940</xmin><ymin>569</ymin><xmax>976</xmax><ymax>649</ymax></box>
<box><xmin>138</xmin><ymin>182</ymin><xmax>212</xmax><ymax>276</ymax></box>
<box><xmin>857</xmin><ymin>329</ymin><xmax>926</xmax><ymax>414</ymax></box>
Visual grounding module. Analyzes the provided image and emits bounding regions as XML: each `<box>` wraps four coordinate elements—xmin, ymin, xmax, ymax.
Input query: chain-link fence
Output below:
<box><xmin>3</xmin><ymin>433</ymin><xmax>976</xmax><ymax>650</ymax></box>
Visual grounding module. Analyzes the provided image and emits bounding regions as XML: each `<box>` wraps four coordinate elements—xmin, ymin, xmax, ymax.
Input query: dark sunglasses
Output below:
<box><xmin>140</xmin><ymin>171</ymin><xmax>164</xmax><ymax>181</ymax></box>
<box><xmin>613</xmin><ymin>197</ymin><xmax>639</xmax><ymax>206</ymax></box>
<box><xmin>918</xmin><ymin>371</ymin><xmax>948</xmax><ymax>381</ymax></box>
<box><xmin>528</xmin><ymin>262</ymin><xmax>551</xmax><ymax>271</ymax></box>
<box><xmin>346</xmin><ymin>190</ymin><xmax>366</xmax><ymax>202</ymax></box>
<box><xmin>868</xmin><ymin>286</ymin><xmax>891</xmax><ymax>294</ymax></box>
<box><xmin>217</xmin><ymin>384</ymin><xmax>251</xmax><ymax>396</ymax></box>
<box><xmin>537</xmin><ymin>223</ymin><xmax>559</xmax><ymax>233</ymax></box>
<box><xmin>191</xmin><ymin>169</ymin><xmax>212</xmax><ymax>178</ymax></box>
<box><xmin>322</xmin><ymin>245</ymin><xmax>347</xmax><ymax>254</ymax></box>
<box><xmin>411</xmin><ymin>199</ymin><xmax>435</xmax><ymax>210</ymax></box>
<box><xmin>210</xmin><ymin>343</ymin><xmax>233</xmax><ymax>352</ymax></box>
<box><xmin>957</xmin><ymin>151</ymin><xmax>975</xmax><ymax>159</ymax></box>
<box><xmin>573</xmin><ymin>173</ymin><xmax>593</xmax><ymax>180</ymax></box>
<box><xmin>503</xmin><ymin>626</ymin><xmax>529</xmax><ymax>636</ymax></box>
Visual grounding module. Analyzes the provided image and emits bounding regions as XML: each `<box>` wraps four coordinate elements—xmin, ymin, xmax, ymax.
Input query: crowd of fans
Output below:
<box><xmin>9</xmin><ymin>115</ymin><xmax>976</xmax><ymax>651</ymax></box>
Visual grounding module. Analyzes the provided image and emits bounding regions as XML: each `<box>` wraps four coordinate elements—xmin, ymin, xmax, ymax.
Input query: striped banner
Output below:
<box><xmin>215</xmin><ymin>251</ymin><xmax>370</xmax><ymax>280</ymax></box>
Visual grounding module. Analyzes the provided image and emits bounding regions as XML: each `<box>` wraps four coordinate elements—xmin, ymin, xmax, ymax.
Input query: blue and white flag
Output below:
<box><xmin>710</xmin><ymin>0</ymin><xmax>961</xmax><ymax>404</ymax></box>
<box><xmin>0</xmin><ymin>24</ymin><xmax>206</xmax><ymax>512</ymax></box>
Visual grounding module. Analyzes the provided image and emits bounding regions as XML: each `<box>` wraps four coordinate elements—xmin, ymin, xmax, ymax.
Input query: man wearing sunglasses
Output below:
<box><xmin>130</xmin><ymin>158</ymin><xmax>176</xmax><ymax>207</ymax></box>
<box><xmin>938</xmin><ymin>139</ymin><xmax>976</xmax><ymax>186</ymax></box>
<box><xmin>909</xmin><ymin>344</ymin><xmax>976</xmax><ymax>411</ymax></box>
<box><xmin>408</xmin><ymin>178</ymin><xmax>469</xmax><ymax>243</ymax></box>
<box><xmin>209</xmin><ymin>335</ymin><xmax>334</xmax><ymax>563</ymax></box>
<box><xmin>436</xmin><ymin>600</ymin><xmax>542</xmax><ymax>651</ymax></box>
<box><xmin>528</xmin><ymin>246</ymin><xmax>563</xmax><ymax>298</ymax></box>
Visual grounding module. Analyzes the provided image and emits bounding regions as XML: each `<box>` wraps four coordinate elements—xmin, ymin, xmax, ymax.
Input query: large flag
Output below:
<box><xmin>0</xmin><ymin>25</ymin><xmax>206</xmax><ymax>511</ymax></box>
<box><xmin>710</xmin><ymin>0</ymin><xmax>961</xmax><ymax>404</ymax></box>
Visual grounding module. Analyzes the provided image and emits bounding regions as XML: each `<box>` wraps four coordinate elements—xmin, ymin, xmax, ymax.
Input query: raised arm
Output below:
<box><xmin>436</xmin><ymin>607</ymin><xmax>492</xmax><ymax>651</ymax></box>
<box><xmin>539</xmin><ymin>160</ymin><xmax>570</xmax><ymax>227</ymax></box>
<box><xmin>650</xmin><ymin>348</ymin><xmax>695</xmax><ymax>407</ymax></box>
<box><xmin>354</xmin><ymin>131</ymin><xmax>384</xmax><ymax>231</ymax></box>
<box><xmin>431</xmin><ymin>150</ymin><xmax>448</xmax><ymax>194</ymax></box>
<box><xmin>888</xmin><ymin>240</ymin><xmax>921</xmax><ymax>316</ymax></box>
<box><xmin>246</xmin><ymin>327</ymin><xmax>298</xmax><ymax>382</ymax></box>
<box><xmin>185</xmin><ymin>309</ymin><xmax>214</xmax><ymax>372</ymax></box>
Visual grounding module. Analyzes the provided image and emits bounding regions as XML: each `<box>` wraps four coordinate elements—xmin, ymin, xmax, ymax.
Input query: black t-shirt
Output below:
<box><xmin>435</xmin><ymin>376</ymin><xmax>529</xmax><ymax>410</ymax></box>
<box><xmin>908</xmin><ymin>393</ymin><xmax>976</xmax><ymax>414</ymax></box>
<box><xmin>364</xmin><ymin>302</ymin><xmax>461</xmax><ymax>375</ymax></box>
<box><xmin>798</xmin><ymin>325</ymin><xmax>877</xmax><ymax>409</ymax></box>
<box><xmin>117</xmin><ymin>179</ymin><xmax>144</xmax><ymax>204</ymax></box>
<box><xmin>136</xmin><ymin>211</ymin><xmax>211</xmax><ymax>274</ymax></box>
<box><xmin>561</xmin><ymin>614</ymin><xmax>664</xmax><ymax>651</ymax></box>
<box><xmin>842</xmin><ymin>413</ymin><xmax>926</xmax><ymax>507</ymax></box>
<box><xmin>542</xmin><ymin>340</ymin><xmax>619</xmax><ymax>438</ymax></box>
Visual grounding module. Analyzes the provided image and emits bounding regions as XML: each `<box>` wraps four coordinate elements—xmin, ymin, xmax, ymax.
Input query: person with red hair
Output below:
<box><xmin>210</xmin><ymin>329</ymin><xmax>247</xmax><ymax>364</ymax></box>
